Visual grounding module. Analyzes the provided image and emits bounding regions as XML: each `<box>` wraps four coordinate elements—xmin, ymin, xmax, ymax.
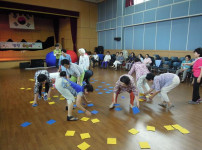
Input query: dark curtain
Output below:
<box><xmin>53</xmin><ymin>18</ymin><xmax>59</xmax><ymax>43</ymax></box>
<box><xmin>125</xmin><ymin>0</ymin><xmax>134</xmax><ymax>7</ymax></box>
<box><xmin>70</xmin><ymin>17</ymin><xmax>78</xmax><ymax>53</ymax></box>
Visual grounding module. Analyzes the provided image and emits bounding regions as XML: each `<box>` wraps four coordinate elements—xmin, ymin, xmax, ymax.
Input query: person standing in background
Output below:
<box><xmin>53</xmin><ymin>43</ymin><xmax>62</xmax><ymax>68</ymax></box>
<box><xmin>58</xmin><ymin>49</ymin><xmax>72</xmax><ymax>72</ymax></box>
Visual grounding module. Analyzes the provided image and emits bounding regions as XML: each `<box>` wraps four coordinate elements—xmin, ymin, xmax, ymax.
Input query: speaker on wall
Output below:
<box><xmin>114</xmin><ymin>37</ymin><xmax>121</xmax><ymax>41</ymax></box>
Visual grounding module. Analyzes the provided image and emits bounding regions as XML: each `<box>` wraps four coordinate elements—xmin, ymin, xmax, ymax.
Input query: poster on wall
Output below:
<box><xmin>0</xmin><ymin>42</ymin><xmax>42</xmax><ymax>50</ymax></box>
<box><xmin>9</xmin><ymin>13</ymin><xmax>35</xmax><ymax>29</ymax></box>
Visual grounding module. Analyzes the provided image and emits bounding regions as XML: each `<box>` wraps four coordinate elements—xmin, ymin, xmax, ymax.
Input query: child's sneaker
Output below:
<box><xmin>44</xmin><ymin>93</ymin><xmax>48</xmax><ymax>101</ymax></box>
<box><xmin>109</xmin><ymin>103</ymin><xmax>115</xmax><ymax>109</ymax></box>
<box><xmin>196</xmin><ymin>99</ymin><xmax>202</xmax><ymax>103</ymax></box>
<box><xmin>188</xmin><ymin>100</ymin><xmax>199</xmax><ymax>104</ymax></box>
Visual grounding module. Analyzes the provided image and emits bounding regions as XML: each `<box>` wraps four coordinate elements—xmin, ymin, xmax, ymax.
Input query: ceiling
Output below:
<box><xmin>81</xmin><ymin>0</ymin><xmax>104</xmax><ymax>3</ymax></box>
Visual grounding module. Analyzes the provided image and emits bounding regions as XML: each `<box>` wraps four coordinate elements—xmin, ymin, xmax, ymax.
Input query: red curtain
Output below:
<box><xmin>125</xmin><ymin>0</ymin><xmax>134</xmax><ymax>7</ymax></box>
<box><xmin>70</xmin><ymin>18</ymin><xmax>77</xmax><ymax>53</ymax></box>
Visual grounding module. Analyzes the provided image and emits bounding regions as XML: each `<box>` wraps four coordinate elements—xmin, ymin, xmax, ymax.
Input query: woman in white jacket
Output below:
<box><xmin>78</xmin><ymin>48</ymin><xmax>90</xmax><ymax>71</ymax></box>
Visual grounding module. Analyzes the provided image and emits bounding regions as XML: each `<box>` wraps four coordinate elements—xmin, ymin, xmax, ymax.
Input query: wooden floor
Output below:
<box><xmin>0</xmin><ymin>67</ymin><xmax>202</xmax><ymax>150</ymax></box>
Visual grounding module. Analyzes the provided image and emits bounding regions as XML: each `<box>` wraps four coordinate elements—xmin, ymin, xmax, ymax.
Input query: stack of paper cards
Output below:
<box><xmin>80</xmin><ymin>117</ymin><xmax>90</xmax><ymax>122</ymax></box>
<box><xmin>80</xmin><ymin>133</ymin><xmax>91</xmax><ymax>139</ymax></box>
<box><xmin>147</xmin><ymin>126</ymin><xmax>155</xmax><ymax>132</ymax></box>
<box><xmin>128</xmin><ymin>128</ymin><xmax>139</xmax><ymax>135</ymax></box>
<box><xmin>132</xmin><ymin>107</ymin><xmax>140</xmax><ymax>114</ymax></box>
<box><xmin>77</xmin><ymin>142</ymin><xmax>90</xmax><ymax>150</ymax></box>
<box><xmin>65</xmin><ymin>130</ymin><xmax>75</xmax><ymax>136</ymax></box>
<box><xmin>107</xmin><ymin>138</ymin><xmax>117</xmax><ymax>144</ymax></box>
<box><xmin>139</xmin><ymin>142</ymin><xmax>151</xmax><ymax>149</ymax></box>
<box><xmin>114</xmin><ymin>107</ymin><xmax>122</xmax><ymax>111</ymax></box>
<box><xmin>91</xmin><ymin>118</ymin><xmax>100</xmax><ymax>123</ymax></box>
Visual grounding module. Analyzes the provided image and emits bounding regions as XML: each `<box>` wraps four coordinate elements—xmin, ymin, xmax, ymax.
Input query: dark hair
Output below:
<box><xmin>107</xmin><ymin>51</ymin><xmax>110</xmax><ymax>54</ymax></box>
<box><xmin>194</xmin><ymin>47</ymin><xmax>202</xmax><ymax>57</ymax></box>
<box><xmin>61</xmin><ymin>49</ymin><xmax>66</xmax><ymax>53</ymax></box>
<box><xmin>146</xmin><ymin>73</ymin><xmax>155</xmax><ymax>81</ymax></box>
<box><xmin>146</xmin><ymin>54</ymin><xmax>150</xmax><ymax>57</ymax></box>
<box><xmin>120</xmin><ymin>76</ymin><xmax>130</xmax><ymax>85</ymax></box>
<box><xmin>61</xmin><ymin>59</ymin><xmax>70</xmax><ymax>65</ymax></box>
<box><xmin>139</xmin><ymin>54</ymin><xmax>144</xmax><ymax>58</ymax></box>
<box><xmin>185</xmin><ymin>55</ymin><xmax>191</xmax><ymax>60</ymax></box>
<box><xmin>120</xmin><ymin>52</ymin><xmax>123</xmax><ymax>55</ymax></box>
<box><xmin>84</xmin><ymin>84</ymin><xmax>94</xmax><ymax>92</ymax></box>
<box><xmin>37</xmin><ymin>74</ymin><xmax>47</xmax><ymax>82</ymax></box>
<box><xmin>60</xmin><ymin>71</ymin><xmax>66</xmax><ymax>77</ymax></box>
<box><xmin>55</xmin><ymin>43</ymin><xmax>59</xmax><ymax>47</ymax></box>
<box><xmin>131</xmin><ymin>52</ymin><xmax>135</xmax><ymax>56</ymax></box>
<box><xmin>134</xmin><ymin>58</ymin><xmax>141</xmax><ymax>62</ymax></box>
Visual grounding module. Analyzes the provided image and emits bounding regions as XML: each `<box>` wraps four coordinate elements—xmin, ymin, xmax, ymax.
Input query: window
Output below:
<box><xmin>133</xmin><ymin>0</ymin><xmax>150</xmax><ymax>5</ymax></box>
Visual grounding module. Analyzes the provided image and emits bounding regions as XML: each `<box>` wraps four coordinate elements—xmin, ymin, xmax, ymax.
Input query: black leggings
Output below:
<box><xmin>192</xmin><ymin>77</ymin><xmax>202</xmax><ymax>101</ymax></box>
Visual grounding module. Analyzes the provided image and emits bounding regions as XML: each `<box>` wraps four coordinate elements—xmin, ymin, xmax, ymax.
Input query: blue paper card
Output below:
<box><xmin>132</xmin><ymin>107</ymin><xmax>140</xmax><ymax>115</ymax></box>
<box><xmin>101</xmin><ymin>82</ymin><xmax>106</xmax><ymax>83</ymax></box>
<box><xmin>98</xmin><ymin>86</ymin><xmax>102</xmax><ymax>88</ymax></box>
<box><xmin>95</xmin><ymin>89</ymin><xmax>100</xmax><ymax>91</ymax></box>
<box><xmin>87</xmin><ymin>103</ymin><xmax>94</xmax><ymax>107</ymax></box>
<box><xmin>114</xmin><ymin>104</ymin><xmax>120</xmax><ymax>106</ymax></box>
<box><xmin>106</xmin><ymin>84</ymin><xmax>110</xmax><ymax>85</ymax></box>
<box><xmin>114</xmin><ymin>107</ymin><xmax>122</xmax><ymax>111</ymax></box>
<box><xmin>109</xmin><ymin>87</ymin><xmax>113</xmax><ymax>89</ymax></box>
<box><xmin>108</xmin><ymin>90</ymin><xmax>113</xmax><ymax>92</ymax></box>
<box><xmin>73</xmin><ymin>104</ymin><xmax>77</xmax><ymax>108</ymax></box>
<box><xmin>98</xmin><ymin>92</ymin><xmax>103</xmax><ymax>94</ymax></box>
<box><xmin>121</xmin><ymin>96</ymin><xmax>125</xmax><ymax>99</ymax></box>
<box><xmin>105</xmin><ymin>91</ymin><xmax>111</xmax><ymax>94</ymax></box>
<box><xmin>21</xmin><ymin>122</ymin><xmax>31</xmax><ymax>127</ymax></box>
<box><xmin>46</xmin><ymin>119</ymin><xmax>56</xmax><ymax>125</ymax></box>
<box><xmin>78</xmin><ymin>110</ymin><xmax>84</xmax><ymax>113</ymax></box>
<box><xmin>91</xmin><ymin>110</ymin><xmax>99</xmax><ymax>114</ymax></box>
<box><xmin>103</xmin><ymin>88</ymin><xmax>108</xmax><ymax>91</ymax></box>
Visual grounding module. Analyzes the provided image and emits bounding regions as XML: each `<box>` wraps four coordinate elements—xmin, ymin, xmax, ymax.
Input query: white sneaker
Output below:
<box><xmin>109</xmin><ymin>103</ymin><xmax>115</xmax><ymax>109</ymax></box>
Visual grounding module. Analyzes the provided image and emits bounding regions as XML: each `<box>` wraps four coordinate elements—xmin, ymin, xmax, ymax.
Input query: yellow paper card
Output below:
<box><xmin>48</xmin><ymin>102</ymin><xmax>55</xmax><ymax>105</ymax></box>
<box><xmin>29</xmin><ymin>101</ymin><xmax>34</xmax><ymax>104</ymax></box>
<box><xmin>128</xmin><ymin>128</ymin><xmax>139</xmax><ymax>135</ymax></box>
<box><xmin>43</xmin><ymin>87</ymin><xmax>45</xmax><ymax>89</ymax></box>
<box><xmin>147</xmin><ymin>126</ymin><xmax>155</xmax><ymax>131</ymax></box>
<box><xmin>65</xmin><ymin>130</ymin><xmax>75</xmax><ymax>136</ymax></box>
<box><xmin>80</xmin><ymin>133</ymin><xmax>91</xmax><ymax>140</ymax></box>
<box><xmin>91</xmin><ymin>118</ymin><xmax>100</xmax><ymax>123</ymax></box>
<box><xmin>107</xmin><ymin>138</ymin><xmax>117</xmax><ymax>144</ymax></box>
<box><xmin>139</xmin><ymin>99</ymin><xmax>145</xmax><ymax>102</ymax></box>
<box><xmin>51</xmin><ymin>88</ymin><xmax>54</xmax><ymax>90</ymax></box>
<box><xmin>48</xmin><ymin>98</ymin><xmax>51</xmax><ymax>100</ymax></box>
<box><xmin>164</xmin><ymin>125</ymin><xmax>175</xmax><ymax>131</ymax></box>
<box><xmin>139</xmin><ymin>142</ymin><xmax>151</xmax><ymax>149</ymax></box>
<box><xmin>172</xmin><ymin>124</ymin><xmax>183</xmax><ymax>130</ymax></box>
<box><xmin>60</xmin><ymin>98</ymin><xmax>65</xmax><ymax>100</ymax></box>
<box><xmin>77</xmin><ymin>142</ymin><xmax>90</xmax><ymax>150</ymax></box>
<box><xmin>29</xmin><ymin>79</ymin><xmax>35</xmax><ymax>81</ymax></box>
<box><xmin>20</xmin><ymin>88</ymin><xmax>25</xmax><ymax>90</ymax></box>
<box><xmin>26</xmin><ymin>88</ymin><xmax>32</xmax><ymax>90</ymax></box>
<box><xmin>53</xmin><ymin>95</ymin><xmax>59</xmax><ymax>98</ymax></box>
<box><xmin>80</xmin><ymin>117</ymin><xmax>90</xmax><ymax>122</ymax></box>
<box><xmin>178</xmin><ymin>128</ymin><xmax>190</xmax><ymax>134</ymax></box>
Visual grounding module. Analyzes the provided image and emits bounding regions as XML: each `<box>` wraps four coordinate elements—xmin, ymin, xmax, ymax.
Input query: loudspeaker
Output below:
<box><xmin>31</xmin><ymin>59</ymin><xmax>44</xmax><ymax>68</ymax></box>
<box><xmin>114</xmin><ymin>37</ymin><xmax>121</xmax><ymax>41</ymax></box>
<box><xmin>19</xmin><ymin>62</ymin><xmax>30</xmax><ymax>69</ymax></box>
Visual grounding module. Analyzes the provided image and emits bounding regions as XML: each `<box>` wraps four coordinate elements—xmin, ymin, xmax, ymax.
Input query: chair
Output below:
<box><xmin>170</xmin><ymin>57</ymin><xmax>179</xmax><ymax>62</ymax></box>
<box><xmin>167</xmin><ymin>62</ymin><xmax>181</xmax><ymax>73</ymax></box>
<box><xmin>151</xmin><ymin>60</ymin><xmax>162</xmax><ymax>74</ymax></box>
<box><xmin>161</xmin><ymin>57</ymin><xmax>169</xmax><ymax>62</ymax></box>
<box><xmin>179</xmin><ymin>57</ymin><xmax>185</xmax><ymax>62</ymax></box>
<box><xmin>158</xmin><ymin>60</ymin><xmax>171</xmax><ymax>73</ymax></box>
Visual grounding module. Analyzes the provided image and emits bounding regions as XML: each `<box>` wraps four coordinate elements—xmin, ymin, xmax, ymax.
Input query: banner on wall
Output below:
<box><xmin>0</xmin><ymin>42</ymin><xmax>42</xmax><ymax>50</ymax></box>
<box><xmin>9</xmin><ymin>13</ymin><xmax>35</xmax><ymax>29</ymax></box>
